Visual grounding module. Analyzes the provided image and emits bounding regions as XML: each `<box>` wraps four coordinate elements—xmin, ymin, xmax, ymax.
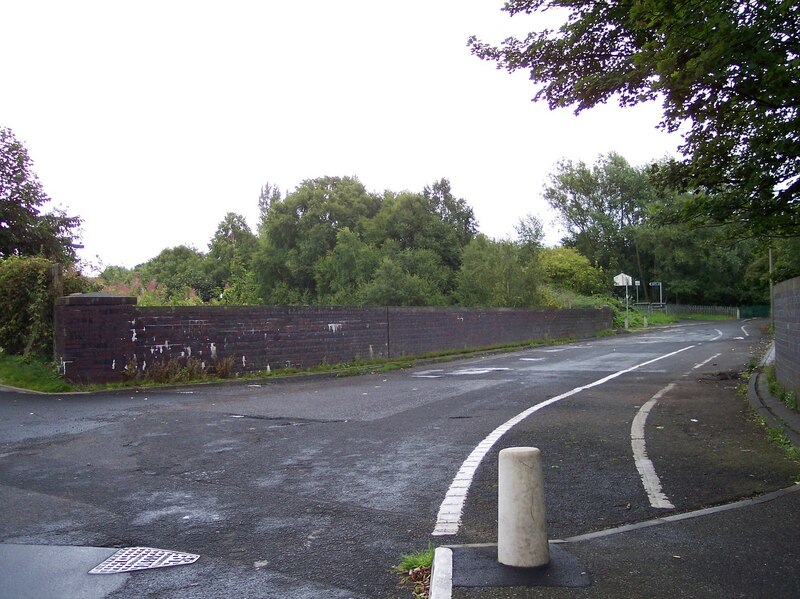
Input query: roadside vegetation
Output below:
<box><xmin>764</xmin><ymin>364</ymin><xmax>799</xmax><ymax>412</ymax></box>
<box><xmin>394</xmin><ymin>545</ymin><xmax>434</xmax><ymax>599</ymax></box>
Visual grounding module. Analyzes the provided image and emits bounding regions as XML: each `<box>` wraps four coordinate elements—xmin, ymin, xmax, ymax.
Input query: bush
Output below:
<box><xmin>0</xmin><ymin>256</ymin><xmax>97</xmax><ymax>356</ymax></box>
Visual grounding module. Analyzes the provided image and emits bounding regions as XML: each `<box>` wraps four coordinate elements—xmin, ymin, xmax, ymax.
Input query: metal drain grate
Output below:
<box><xmin>89</xmin><ymin>547</ymin><xmax>200</xmax><ymax>574</ymax></box>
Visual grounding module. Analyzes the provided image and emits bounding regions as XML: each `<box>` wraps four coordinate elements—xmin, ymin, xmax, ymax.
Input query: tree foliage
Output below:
<box><xmin>469</xmin><ymin>0</ymin><xmax>800</xmax><ymax>237</ymax></box>
<box><xmin>0</xmin><ymin>256</ymin><xmax>97</xmax><ymax>356</ymax></box>
<box><xmin>0</xmin><ymin>127</ymin><xmax>81</xmax><ymax>262</ymax></box>
<box><xmin>544</xmin><ymin>153</ymin><xmax>764</xmax><ymax>304</ymax></box>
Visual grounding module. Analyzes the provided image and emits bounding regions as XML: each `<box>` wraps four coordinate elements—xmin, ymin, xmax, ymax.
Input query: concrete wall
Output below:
<box><xmin>54</xmin><ymin>294</ymin><xmax>612</xmax><ymax>383</ymax></box>
<box><xmin>774</xmin><ymin>276</ymin><xmax>800</xmax><ymax>399</ymax></box>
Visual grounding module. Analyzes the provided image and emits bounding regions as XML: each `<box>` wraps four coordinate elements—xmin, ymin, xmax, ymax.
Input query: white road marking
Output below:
<box><xmin>711</xmin><ymin>329</ymin><xmax>723</xmax><ymax>341</ymax></box>
<box><xmin>631</xmin><ymin>383</ymin><xmax>676</xmax><ymax>509</ymax></box>
<box><xmin>432</xmin><ymin>344</ymin><xmax>696</xmax><ymax>536</ymax></box>
<box><xmin>692</xmin><ymin>353</ymin><xmax>721</xmax><ymax>370</ymax></box>
<box><xmin>520</xmin><ymin>358</ymin><xmax>546</xmax><ymax>362</ymax></box>
<box><xmin>413</xmin><ymin>369</ymin><xmax>444</xmax><ymax>378</ymax></box>
<box><xmin>449</xmin><ymin>367</ymin><xmax>511</xmax><ymax>376</ymax></box>
<box><xmin>740</xmin><ymin>325</ymin><xmax>750</xmax><ymax>337</ymax></box>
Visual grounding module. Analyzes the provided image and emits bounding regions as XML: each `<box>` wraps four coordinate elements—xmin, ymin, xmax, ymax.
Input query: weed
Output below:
<box><xmin>394</xmin><ymin>544</ymin><xmax>434</xmax><ymax>599</ymax></box>
<box><xmin>764</xmin><ymin>364</ymin><xmax>799</xmax><ymax>412</ymax></box>
<box><xmin>767</xmin><ymin>428</ymin><xmax>800</xmax><ymax>461</ymax></box>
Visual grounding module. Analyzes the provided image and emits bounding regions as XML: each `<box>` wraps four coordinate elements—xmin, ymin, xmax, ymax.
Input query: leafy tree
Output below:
<box><xmin>539</xmin><ymin>247</ymin><xmax>608</xmax><ymax>296</ymax></box>
<box><xmin>0</xmin><ymin>256</ymin><xmax>97</xmax><ymax>355</ymax></box>
<box><xmin>743</xmin><ymin>238</ymin><xmax>800</xmax><ymax>304</ymax></box>
<box><xmin>136</xmin><ymin>245</ymin><xmax>214</xmax><ymax>301</ymax></box>
<box><xmin>469</xmin><ymin>0</ymin><xmax>800</xmax><ymax>237</ymax></box>
<box><xmin>543</xmin><ymin>153</ymin><xmax>654</xmax><ymax>294</ymax></box>
<box><xmin>207</xmin><ymin>212</ymin><xmax>258</xmax><ymax>293</ymax></box>
<box><xmin>314</xmin><ymin>228</ymin><xmax>381</xmax><ymax>305</ymax></box>
<box><xmin>359</xmin><ymin>250</ymin><xmax>450</xmax><ymax>307</ymax></box>
<box><xmin>257</xmin><ymin>182</ymin><xmax>282</xmax><ymax>235</ymax></box>
<box><xmin>254</xmin><ymin>176</ymin><xmax>381</xmax><ymax>302</ymax></box>
<box><xmin>423</xmin><ymin>178</ymin><xmax>478</xmax><ymax>250</ymax></box>
<box><xmin>456</xmin><ymin>235</ymin><xmax>541</xmax><ymax>307</ymax></box>
<box><xmin>0</xmin><ymin>127</ymin><xmax>81</xmax><ymax>262</ymax></box>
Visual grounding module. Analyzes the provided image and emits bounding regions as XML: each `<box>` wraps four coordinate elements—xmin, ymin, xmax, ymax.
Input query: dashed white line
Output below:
<box><xmin>631</xmin><ymin>383</ymin><xmax>676</xmax><ymax>509</ymax></box>
<box><xmin>432</xmin><ymin>344</ymin><xmax>695</xmax><ymax>536</ymax></box>
<box><xmin>692</xmin><ymin>353</ymin><xmax>722</xmax><ymax>370</ymax></box>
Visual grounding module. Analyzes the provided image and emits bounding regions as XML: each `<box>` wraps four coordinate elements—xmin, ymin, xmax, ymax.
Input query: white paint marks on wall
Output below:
<box><xmin>432</xmin><ymin>344</ymin><xmax>695</xmax><ymax>536</ymax></box>
<box><xmin>242</xmin><ymin>356</ymin><xmax>247</xmax><ymax>368</ymax></box>
<box><xmin>631</xmin><ymin>383</ymin><xmax>676</xmax><ymax>509</ymax></box>
<box><xmin>210</xmin><ymin>343</ymin><xmax>217</xmax><ymax>360</ymax></box>
<box><xmin>131</xmin><ymin>329</ymin><xmax>137</xmax><ymax>342</ymax></box>
<box><xmin>328</xmin><ymin>323</ymin><xmax>343</xmax><ymax>333</ymax></box>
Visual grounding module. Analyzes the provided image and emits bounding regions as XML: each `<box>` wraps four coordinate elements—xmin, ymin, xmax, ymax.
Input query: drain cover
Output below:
<box><xmin>89</xmin><ymin>547</ymin><xmax>200</xmax><ymax>574</ymax></box>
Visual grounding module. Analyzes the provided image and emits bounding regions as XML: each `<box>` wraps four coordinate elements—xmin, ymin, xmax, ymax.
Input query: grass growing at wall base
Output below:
<box><xmin>0</xmin><ymin>335</ymin><xmax>598</xmax><ymax>392</ymax></box>
<box><xmin>0</xmin><ymin>353</ymin><xmax>74</xmax><ymax>393</ymax></box>
<box><xmin>764</xmin><ymin>364</ymin><xmax>799</xmax><ymax>411</ymax></box>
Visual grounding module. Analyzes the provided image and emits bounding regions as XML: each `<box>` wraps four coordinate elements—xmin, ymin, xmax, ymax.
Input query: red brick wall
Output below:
<box><xmin>55</xmin><ymin>295</ymin><xmax>612</xmax><ymax>383</ymax></box>
<box><xmin>774</xmin><ymin>276</ymin><xmax>800</xmax><ymax>399</ymax></box>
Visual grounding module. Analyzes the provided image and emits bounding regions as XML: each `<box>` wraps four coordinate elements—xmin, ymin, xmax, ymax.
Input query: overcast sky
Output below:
<box><xmin>2</xmin><ymin>1</ymin><xmax>681</xmax><ymax>270</ymax></box>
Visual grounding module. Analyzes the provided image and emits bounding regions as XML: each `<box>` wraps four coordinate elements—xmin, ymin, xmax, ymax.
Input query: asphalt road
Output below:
<box><xmin>0</xmin><ymin>319</ymin><xmax>797</xmax><ymax>598</ymax></box>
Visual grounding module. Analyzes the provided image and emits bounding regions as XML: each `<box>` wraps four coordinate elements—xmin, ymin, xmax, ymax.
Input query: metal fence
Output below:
<box><xmin>664</xmin><ymin>304</ymin><xmax>740</xmax><ymax>317</ymax></box>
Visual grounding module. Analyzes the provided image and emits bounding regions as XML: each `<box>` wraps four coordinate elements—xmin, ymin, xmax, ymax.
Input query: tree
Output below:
<box><xmin>0</xmin><ymin>127</ymin><xmax>81</xmax><ymax>262</ymax></box>
<box><xmin>539</xmin><ymin>247</ymin><xmax>608</xmax><ymax>296</ymax></box>
<box><xmin>469</xmin><ymin>0</ymin><xmax>800</xmax><ymax>237</ymax></box>
<box><xmin>207</xmin><ymin>212</ymin><xmax>258</xmax><ymax>293</ymax></box>
<box><xmin>543</xmin><ymin>153</ymin><xmax>653</xmax><ymax>292</ymax></box>
<box><xmin>456</xmin><ymin>235</ymin><xmax>541</xmax><ymax>307</ymax></box>
<box><xmin>257</xmin><ymin>182</ymin><xmax>282</xmax><ymax>235</ymax></box>
<box><xmin>253</xmin><ymin>176</ymin><xmax>381</xmax><ymax>302</ymax></box>
<box><xmin>136</xmin><ymin>245</ymin><xmax>214</xmax><ymax>301</ymax></box>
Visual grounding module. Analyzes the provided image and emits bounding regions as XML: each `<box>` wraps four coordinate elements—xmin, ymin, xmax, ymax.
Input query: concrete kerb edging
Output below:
<box><xmin>430</xmin><ymin>547</ymin><xmax>453</xmax><ymax>599</ymax></box>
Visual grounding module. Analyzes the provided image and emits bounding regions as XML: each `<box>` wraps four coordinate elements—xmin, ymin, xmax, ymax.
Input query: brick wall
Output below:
<box><xmin>55</xmin><ymin>294</ymin><xmax>612</xmax><ymax>383</ymax></box>
<box><xmin>387</xmin><ymin>306</ymin><xmax>610</xmax><ymax>357</ymax></box>
<box><xmin>774</xmin><ymin>276</ymin><xmax>800</xmax><ymax>399</ymax></box>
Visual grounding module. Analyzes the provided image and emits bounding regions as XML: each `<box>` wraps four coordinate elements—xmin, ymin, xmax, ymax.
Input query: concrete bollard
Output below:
<box><xmin>497</xmin><ymin>447</ymin><xmax>550</xmax><ymax>568</ymax></box>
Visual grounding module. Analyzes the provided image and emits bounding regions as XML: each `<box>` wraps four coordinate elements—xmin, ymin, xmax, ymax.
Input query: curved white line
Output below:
<box><xmin>631</xmin><ymin>383</ymin><xmax>676</xmax><ymax>509</ymax></box>
<box><xmin>740</xmin><ymin>325</ymin><xmax>750</xmax><ymax>337</ymax></box>
<box><xmin>711</xmin><ymin>329</ymin><xmax>723</xmax><ymax>341</ymax></box>
<box><xmin>432</xmin><ymin>344</ymin><xmax>695</xmax><ymax>536</ymax></box>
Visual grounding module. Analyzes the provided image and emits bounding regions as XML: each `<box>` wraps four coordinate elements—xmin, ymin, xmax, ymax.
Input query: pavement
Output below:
<box><xmin>432</xmin><ymin>343</ymin><xmax>800</xmax><ymax>599</ymax></box>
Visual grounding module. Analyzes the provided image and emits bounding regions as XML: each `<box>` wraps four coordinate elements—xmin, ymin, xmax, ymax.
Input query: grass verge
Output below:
<box><xmin>0</xmin><ymin>353</ymin><xmax>74</xmax><ymax>393</ymax></box>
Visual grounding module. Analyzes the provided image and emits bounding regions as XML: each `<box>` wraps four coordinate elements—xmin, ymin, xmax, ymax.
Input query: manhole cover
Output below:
<box><xmin>89</xmin><ymin>547</ymin><xmax>200</xmax><ymax>574</ymax></box>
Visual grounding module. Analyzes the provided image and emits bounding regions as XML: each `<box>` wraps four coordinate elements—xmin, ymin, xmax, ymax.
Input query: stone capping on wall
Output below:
<box><xmin>54</xmin><ymin>294</ymin><xmax>613</xmax><ymax>384</ymax></box>
<box><xmin>774</xmin><ymin>276</ymin><xmax>800</xmax><ymax>399</ymax></box>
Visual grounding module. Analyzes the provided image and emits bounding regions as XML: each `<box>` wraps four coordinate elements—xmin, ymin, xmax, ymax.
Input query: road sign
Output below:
<box><xmin>614</xmin><ymin>273</ymin><xmax>633</xmax><ymax>286</ymax></box>
<box><xmin>649</xmin><ymin>281</ymin><xmax>661</xmax><ymax>287</ymax></box>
